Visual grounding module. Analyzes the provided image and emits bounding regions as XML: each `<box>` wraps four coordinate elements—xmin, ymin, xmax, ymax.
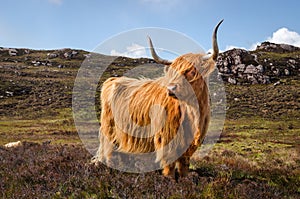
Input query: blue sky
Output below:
<box><xmin>1</xmin><ymin>0</ymin><xmax>300</xmax><ymax>56</ymax></box>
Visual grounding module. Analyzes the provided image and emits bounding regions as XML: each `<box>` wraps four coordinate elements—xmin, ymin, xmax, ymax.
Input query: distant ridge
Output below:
<box><xmin>1</xmin><ymin>42</ymin><xmax>299</xmax><ymax>84</ymax></box>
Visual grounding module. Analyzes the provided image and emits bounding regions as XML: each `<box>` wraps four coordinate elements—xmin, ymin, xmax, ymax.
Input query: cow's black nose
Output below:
<box><xmin>167</xmin><ymin>84</ymin><xmax>178</xmax><ymax>97</ymax></box>
<box><xmin>167</xmin><ymin>84</ymin><xmax>177</xmax><ymax>92</ymax></box>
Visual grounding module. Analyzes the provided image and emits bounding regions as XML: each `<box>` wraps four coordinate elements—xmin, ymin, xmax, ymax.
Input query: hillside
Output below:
<box><xmin>1</xmin><ymin>42</ymin><xmax>299</xmax><ymax>120</ymax></box>
<box><xmin>0</xmin><ymin>43</ymin><xmax>299</xmax><ymax>198</ymax></box>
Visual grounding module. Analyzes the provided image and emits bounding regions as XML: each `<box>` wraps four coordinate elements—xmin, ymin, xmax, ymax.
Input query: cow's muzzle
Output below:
<box><xmin>167</xmin><ymin>84</ymin><xmax>178</xmax><ymax>98</ymax></box>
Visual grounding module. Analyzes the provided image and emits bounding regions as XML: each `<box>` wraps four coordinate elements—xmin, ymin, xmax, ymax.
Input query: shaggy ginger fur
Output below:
<box><xmin>93</xmin><ymin>53</ymin><xmax>215</xmax><ymax>178</ymax></box>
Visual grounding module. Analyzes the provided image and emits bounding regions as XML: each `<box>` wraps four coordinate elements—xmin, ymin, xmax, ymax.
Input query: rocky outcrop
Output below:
<box><xmin>256</xmin><ymin>41</ymin><xmax>300</xmax><ymax>53</ymax></box>
<box><xmin>216</xmin><ymin>49</ymin><xmax>270</xmax><ymax>84</ymax></box>
<box><xmin>216</xmin><ymin>42</ymin><xmax>300</xmax><ymax>84</ymax></box>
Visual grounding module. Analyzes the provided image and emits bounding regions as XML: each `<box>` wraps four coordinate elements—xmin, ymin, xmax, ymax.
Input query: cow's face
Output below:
<box><xmin>166</xmin><ymin>71</ymin><xmax>196</xmax><ymax>99</ymax></box>
<box><xmin>165</xmin><ymin>58</ymin><xmax>204</xmax><ymax>100</ymax></box>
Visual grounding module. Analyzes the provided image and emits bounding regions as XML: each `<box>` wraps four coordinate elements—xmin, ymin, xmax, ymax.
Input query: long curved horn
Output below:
<box><xmin>147</xmin><ymin>36</ymin><xmax>172</xmax><ymax>65</ymax></box>
<box><xmin>204</xmin><ymin>19</ymin><xmax>224</xmax><ymax>61</ymax></box>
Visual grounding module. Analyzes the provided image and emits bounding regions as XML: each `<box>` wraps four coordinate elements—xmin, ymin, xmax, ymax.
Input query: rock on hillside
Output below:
<box><xmin>216</xmin><ymin>42</ymin><xmax>300</xmax><ymax>84</ymax></box>
<box><xmin>0</xmin><ymin>47</ymin><xmax>89</xmax><ymax>68</ymax></box>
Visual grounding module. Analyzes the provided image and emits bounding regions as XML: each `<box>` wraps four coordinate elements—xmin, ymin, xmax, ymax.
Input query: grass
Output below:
<box><xmin>255</xmin><ymin>51</ymin><xmax>300</xmax><ymax>61</ymax></box>
<box><xmin>0</xmin><ymin>108</ymin><xmax>79</xmax><ymax>145</ymax></box>
<box><xmin>213</xmin><ymin>120</ymin><xmax>299</xmax><ymax>168</ymax></box>
<box><xmin>197</xmin><ymin>116</ymin><xmax>300</xmax><ymax>198</ymax></box>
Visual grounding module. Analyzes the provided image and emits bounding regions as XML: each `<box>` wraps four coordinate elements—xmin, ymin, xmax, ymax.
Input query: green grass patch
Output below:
<box><xmin>0</xmin><ymin>108</ymin><xmax>79</xmax><ymax>145</ymax></box>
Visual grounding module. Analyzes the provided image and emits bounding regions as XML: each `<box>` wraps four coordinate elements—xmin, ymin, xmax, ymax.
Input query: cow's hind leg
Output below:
<box><xmin>92</xmin><ymin>110</ymin><xmax>115</xmax><ymax>166</ymax></box>
<box><xmin>101</xmin><ymin>133</ymin><xmax>114</xmax><ymax>166</ymax></box>
<box><xmin>92</xmin><ymin>132</ymin><xmax>112</xmax><ymax>165</ymax></box>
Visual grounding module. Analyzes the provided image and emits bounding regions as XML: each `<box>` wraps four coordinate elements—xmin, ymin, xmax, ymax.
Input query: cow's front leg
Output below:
<box><xmin>162</xmin><ymin>162</ymin><xmax>176</xmax><ymax>179</ymax></box>
<box><xmin>177</xmin><ymin>156</ymin><xmax>190</xmax><ymax>177</ymax></box>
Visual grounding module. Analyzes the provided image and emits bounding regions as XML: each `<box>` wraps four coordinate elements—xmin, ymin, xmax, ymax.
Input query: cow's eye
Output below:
<box><xmin>185</xmin><ymin>68</ymin><xmax>196</xmax><ymax>77</ymax></box>
<box><xmin>189</xmin><ymin>69</ymin><xmax>196</xmax><ymax>76</ymax></box>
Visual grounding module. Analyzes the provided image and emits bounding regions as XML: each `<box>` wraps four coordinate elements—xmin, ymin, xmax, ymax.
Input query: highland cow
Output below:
<box><xmin>93</xmin><ymin>20</ymin><xmax>223</xmax><ymax>179</ymax></box>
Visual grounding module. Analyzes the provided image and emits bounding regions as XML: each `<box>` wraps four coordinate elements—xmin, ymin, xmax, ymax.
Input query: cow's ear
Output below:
<box><xmin>164</xmin><ymin>65</ymin><xmax>170</xmax><ymax>73</ymax></box>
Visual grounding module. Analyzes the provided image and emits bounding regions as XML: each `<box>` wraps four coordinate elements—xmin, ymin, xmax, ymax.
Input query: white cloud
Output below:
<box><xmin>110</xmin><ymin>43</ymin><xmax>147</xmax><ymax>58</ymax></box>
<box><xmin>267</xmin><ymin>27</ymin><xmax>300</xmax><ymax>47</ymax></box>
<box><xmin>221</xmin><ymin>28</ymin><xmax>300</xmax><ymax>52</ymax></box>
<box><xmin>249</xmin><ymin>42</ymin><xmax>261</xmax><ymax>51</ymax></box>
<box><xmin>48</xmin><ymin>0</ymin><xmax>63</xmax><ymax>5</ymax></box>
